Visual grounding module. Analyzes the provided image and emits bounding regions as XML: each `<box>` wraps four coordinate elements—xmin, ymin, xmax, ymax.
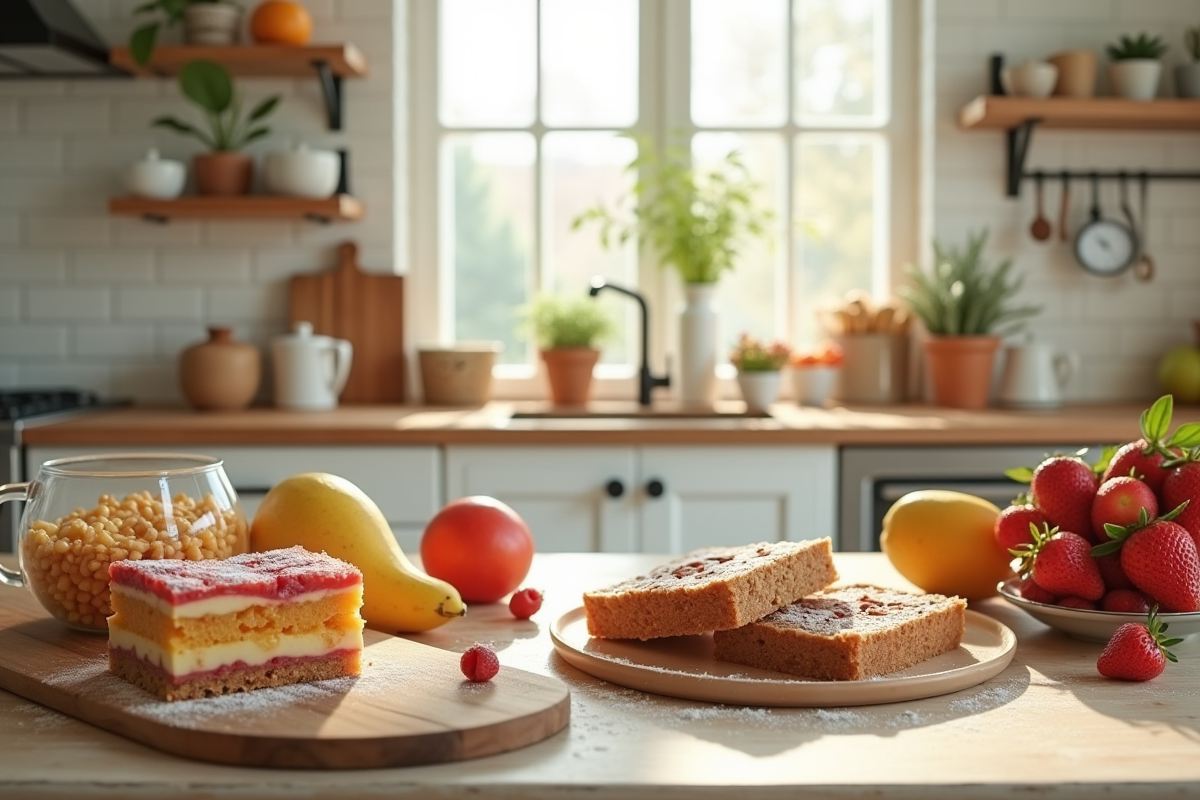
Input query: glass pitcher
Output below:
<box><xmin>0</xmin><ymin>453</ymin><xmax>249</xmax><ymax>632</ymax></box>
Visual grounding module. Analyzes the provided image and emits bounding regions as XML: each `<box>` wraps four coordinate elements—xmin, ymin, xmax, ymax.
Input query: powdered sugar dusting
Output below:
<box><xmin>947</xmin><ymin>679</ymin><xmax>1024</xmax><ymax>714</ymax></box>
<box><xmin>11</xmin><ymin>702</ymin><xmax>71</xmax><ymax>730</ymax></box>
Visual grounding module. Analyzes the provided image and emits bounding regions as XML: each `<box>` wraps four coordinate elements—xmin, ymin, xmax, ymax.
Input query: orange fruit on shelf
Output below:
<box><xmin>250</xmin><ymin>0</ymin><xmax>314</xmax><ymax>46</ymax></box>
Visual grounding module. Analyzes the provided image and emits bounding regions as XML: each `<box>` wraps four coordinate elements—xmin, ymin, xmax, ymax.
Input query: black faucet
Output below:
<box><xmin>589</xmin><ymin>277</ymin><xmax>670</xmax><ymax>406</ymax></box>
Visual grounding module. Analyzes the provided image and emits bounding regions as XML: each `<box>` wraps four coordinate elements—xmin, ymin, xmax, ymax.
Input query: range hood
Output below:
<box><xmin>0</xmin><ymin>0</ymin><xmax>126</xmax><ymax>77</ymax></box>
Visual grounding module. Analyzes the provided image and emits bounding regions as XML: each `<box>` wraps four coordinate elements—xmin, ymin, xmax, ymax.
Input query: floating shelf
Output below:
<box><xmin>108</xmin><ymin>195</ymin><xmax>364</xmax><ymax>224</ymax></box>
<box><xmin>957</xmin><ymin>95</ymin><xmax>1200</xmax><ymax>196</ymax></box>
<box><xmin>108</xmin><ymin>44</ymin><xmax>368</xmax><ymax>130</ymax></box>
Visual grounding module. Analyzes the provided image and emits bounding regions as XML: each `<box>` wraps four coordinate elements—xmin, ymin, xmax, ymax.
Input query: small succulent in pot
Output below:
<box><xmin>1106</xmin><ymin>32</ymin><xmax>1168</xmax><ymax>61</ymax></box>
<box><xmin>152</xmin><ymin>60</ymin><xmax>280</xmax><ymax>195</ymax></box>
<box><xmin>521</xmin><ymin>293</ymin><xmax>616</xmax><ymax>406</ymax></box>
<box><xmin>728</xmin><ymin>333</ymin><xmax>792</xmax><ymax>372</ymax></box>
<box><xmin>1106</xmin><ymin>32</ymin><xmax>1168</xmax><ymax>100</ymax></box>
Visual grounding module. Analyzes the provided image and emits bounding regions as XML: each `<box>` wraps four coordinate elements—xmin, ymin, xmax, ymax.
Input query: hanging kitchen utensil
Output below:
<box><xmin>1074</xmin><ymin>172</ymin><xmax>1136</xmax><ymax>278</ymax></box>
<box><xmin>1058</xmin><ymin>171</ymin><xmax>1071</xmax><ymax>242</ymax></box>
<box><xmin>1134</xmin><ymin>171</ymin><xmax>1155</xmax><ymax>282</ymax></box>
<box><xmin>1029</xmin><ymin>171</ymin><xmax>1052</xmax><ymax>241</ymax></box>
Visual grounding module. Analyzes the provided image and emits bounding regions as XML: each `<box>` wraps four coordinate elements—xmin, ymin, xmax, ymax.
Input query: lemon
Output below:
<box><xmin>880</xmin><ymin>489</ymin><xmax>1012</xmax><ymax>601</ymax></box>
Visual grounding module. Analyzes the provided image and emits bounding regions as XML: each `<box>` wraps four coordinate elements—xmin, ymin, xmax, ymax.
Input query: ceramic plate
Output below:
<box><xmin>997</xmin><ymin>578</ymin><xmax>1200</xmax><ymax>644</ymax></box>
<box><xmin>549</xmin><ymin>607</ymin><xmax>1016</xmax><ymax>708</ymax></box>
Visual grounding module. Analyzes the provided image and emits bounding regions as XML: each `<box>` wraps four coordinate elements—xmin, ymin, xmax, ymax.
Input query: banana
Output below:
<box><xmin>248</xmin><ymin>472</ymin><xmax>466</xmax><ymax>633</ymax></box>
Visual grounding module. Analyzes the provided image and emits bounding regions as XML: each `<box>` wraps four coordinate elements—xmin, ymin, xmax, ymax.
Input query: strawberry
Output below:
<box><xmin>1162</xmin><ymin>458</ymin><xmax>1200</xmax><ymax>551</ymax></box>
<box><xmin>1030</xmin><ymin>456</ymin><xmax>1098</xmax><ymax>541</ymax></box>
<box><xmin>1101</xmin><ymin>439</ymin><xmax>1173</xmax><ymax>495</ymax></box>
<box><xmin>1102</xmin><ymin>588</ymin><xmax>1152</xmax><ymax>613</ymax></box>
<box><xmin>1016</xmin><ymin>577</ymin><xmax>1057</xmax><ymax>604</ymax></box>
<box><xmin>1096</xmin><ymin>607</ymin><xmax>1183</xmax><ymax>681</ymax></box>
<box><xmin>993</xmin><ymin>501</ymin><xmax>1046</xmax><ymax>555</ymax></box>
<box><xmin>1091</xmin><ymin>476</ymin><xmax>1157</xmax><ymax>534</ymax></box>
<box><xmin>1013</xmin><ymin>524</ymin><xmax>1104</xmax><ymax>601</ymax></box>
<box><xmin>1100</xmin><ymin>394</ymin><xmax>1200</xmax><ymax>494</ymax></box>
<box><xmin>1058</xmin><ymin>596</ymin><xmax>1097</xmax><ymax>610</ymax></box>
<box><xmin>1096</xmin><ymin>551</ymin><xmax>1136</xmax><ymax>591</ymax></box>
<box><xmin>1095</xmin><ymin>512</ymin><xmax>1200</xmax><ymax>613</ymax></box>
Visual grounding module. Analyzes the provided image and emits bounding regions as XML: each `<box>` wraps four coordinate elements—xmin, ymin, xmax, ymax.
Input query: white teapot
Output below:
<box><xmin>271</xmin><ymin>321</ymin><xmax>353</xmax><ymax>410</ymax></box>
<box><xmin>998</xmin><ymin>341</ymin><xmax>1079</xmax><ymax>410</ymax></box>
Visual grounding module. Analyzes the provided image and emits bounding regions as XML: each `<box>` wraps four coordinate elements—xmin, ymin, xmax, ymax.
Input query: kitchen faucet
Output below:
<box><xmin>589</xmin><ymin>277</ymin><xmax>670</xmax><ymax>406</ymax></box>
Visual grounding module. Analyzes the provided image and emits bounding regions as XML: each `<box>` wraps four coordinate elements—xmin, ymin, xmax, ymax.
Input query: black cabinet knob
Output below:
<box><xmin>646</xmin><ymin>479</ymin><xmax>665</xmax><ymax>498</ymax></box>
<box><xmin>605</xmin><ymin>479</ymin><xmax>625</xmax><ymax>498</ymax></box>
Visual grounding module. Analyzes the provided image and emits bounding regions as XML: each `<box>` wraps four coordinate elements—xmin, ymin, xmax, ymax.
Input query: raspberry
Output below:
<box><xmin>509</xmin><ymin>587</ymin><xmax>544</xmax><ymax>620</ymax></box>
<box><xmin>460</xmin><ymin>644</ymin><xmax>500</xmax><ymax>682</ymax></box>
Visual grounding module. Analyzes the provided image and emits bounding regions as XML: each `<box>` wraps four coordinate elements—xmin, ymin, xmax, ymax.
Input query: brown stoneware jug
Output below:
<box><xmin>180</xmin><ymin>326</ymin><xmax>261</xmax><ymax>410</ymax></box>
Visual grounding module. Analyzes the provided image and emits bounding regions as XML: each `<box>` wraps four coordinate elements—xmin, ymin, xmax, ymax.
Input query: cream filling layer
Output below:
<box><xmin>111</xmin><ymin>585</ymin><xmax>355</xmax><ymax>619</ymax></box>
<box><xmin>109</xmin><ymin>627</ymin><xmax>364</xmax><ymax>677</ymax></box>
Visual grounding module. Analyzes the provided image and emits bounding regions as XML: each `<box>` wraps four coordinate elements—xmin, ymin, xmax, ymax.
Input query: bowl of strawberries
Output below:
<box><xmin>993</xmin><ymin>394</ymin><xmax>1200</xmax><ymax>644</ymax></box>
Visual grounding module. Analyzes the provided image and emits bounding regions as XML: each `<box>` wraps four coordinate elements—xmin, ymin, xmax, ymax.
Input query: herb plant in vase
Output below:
<box><xmin>1177</xmin><ymin>28</ymin><xmax>1200</xmax><ymax>99</ymax></box>
<box><xmin>899</xmin><ymin>230</ymin><xmax>1040</xmax><ymax>409</ymax></box>
<box><xmin>523</xmin><ymin>293</ymin><xmax>615</xmax><ymax>406</ymax></box>
<box><xmin>1107</xmin><ymin>32</ymin><xmax>1168</xmax><ymax>100</ymax></box>
<box><xmin>573</xmin><ymin>135</ymin><xmax>772</xmax><ymax>407</ymax></box>
<box><xmin>152</xmin><ymin>60</ymin><xmax>280</xmax><ymax>195</ymax></box>
<box><xmin>729</xmin><ymin>333</ymin><xmax>792</xmax><ymax>413</ymax></box>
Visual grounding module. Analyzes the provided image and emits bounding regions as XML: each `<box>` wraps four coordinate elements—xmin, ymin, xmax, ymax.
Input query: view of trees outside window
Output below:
<box><xmin>436</xmin><ymin>0</ymin><xmax>888</xmax><ymax>374</ymax></box>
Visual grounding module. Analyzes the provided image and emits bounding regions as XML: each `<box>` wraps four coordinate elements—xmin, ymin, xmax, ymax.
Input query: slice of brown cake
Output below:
<box><xmin>582</xmin><ymin>538</ymin><xmax>837</xmax><ymax>640</ymax></box>
<box><xmin>712</xmin><ymin>583</ymin><xmax>966</xmax><ymax>681</ymax></box>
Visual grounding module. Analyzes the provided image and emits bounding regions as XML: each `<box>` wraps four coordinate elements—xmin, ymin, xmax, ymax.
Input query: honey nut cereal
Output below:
<box><xmin>21</xmin><ymin>490</ymin><xmax>248</xmax><ymax>630</ymax></box>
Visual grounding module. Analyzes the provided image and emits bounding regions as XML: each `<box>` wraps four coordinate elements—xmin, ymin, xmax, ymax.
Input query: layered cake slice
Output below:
<box><xmin>583</xmin><ymin>538</ymin><xmax>838</xmax><ymax>640</ymax></box>
<box><xmin>712</xmin><ymin>583</ymin><xmax>966</xmax><ymax>681</ymax></box>
<box><xmin>107</xmin><ymin>546</ymin><xmax>364</xmax><ymax>701</ymax></box>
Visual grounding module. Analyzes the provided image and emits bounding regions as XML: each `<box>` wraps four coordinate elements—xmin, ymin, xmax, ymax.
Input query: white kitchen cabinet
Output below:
<box><xmin>25</xmin><ymin>445</ymin><xmax>442</xmax><ymax>551</ymax></box>
<box><xmin>444</xmin><ymin>445</ymin><xmax>836</xmax><ymax>554</ymax></box>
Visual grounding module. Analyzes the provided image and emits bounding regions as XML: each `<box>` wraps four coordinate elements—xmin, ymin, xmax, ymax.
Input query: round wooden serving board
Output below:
<box><xmin>0</xmin><ymin>590</ymin><xmax>569</xmax><ymax>769</ymax></box>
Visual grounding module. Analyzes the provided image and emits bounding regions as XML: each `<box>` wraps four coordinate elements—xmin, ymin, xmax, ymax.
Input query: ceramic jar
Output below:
<box><xmin>124</xmin><ymin>148</ymin><xmax>186</xmax><ymax>199</ymax></box>
<box><xmin>1047</xmin><ymin>50</ymin><xmax>1098</xmax><ymax>97</ymax></box>
<box><xmin>264</xmin><ymin>145</ymin><xmax>340</xmax><ymax>198</ymax></box>
<box><xmin>183</xmin><ymin>3</ymin><xmax>241</xmax><ymax>45</ymax></box>
<box><xmin>1000</xmin><ymin>60</ymin><xmax>1058</xmax><ymax>98</ymax></box>
<box><xmin>179</xmin><ymin>326</ymin><xmax>262</xmax><ymax>411</ymax></box>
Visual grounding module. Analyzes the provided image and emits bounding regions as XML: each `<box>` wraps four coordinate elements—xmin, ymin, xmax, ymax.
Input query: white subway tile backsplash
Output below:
<box><xmin>21</xmin><ymin>363</ymin><xmax>113</xmax><ymax>396</ymax></box>
<box><xmin>25</xmin><ymin>100</ymin><xmax>111</xmax><ymax>135</ymax></box>
<box><xmin>28</xmin><ymin>287</ymin><xmax>111</xmax><ymax>321</ymax></box>
<box><xmin>0</xmin><ymin>248</ymin><xmax>66</xmax><ymax>282</ymax></box>
<box><xmin>207</xmin><ymin>285</ymin><xmax>289</xmax><ymax>324</ymax></box>
<box><xmin>0</xmin><ymin>289</ymin><xmax>19</xmax><ymax>320</ymax></box>
<box><xmin>27</xmin><ymin>216</ymin><xmax>112</xmax><ymax>246</ymax></box>
<box><xmin>0</xmin><ymin>216</ymin><xmax>18</xmax><ymax>245</ymax></box>
<box><xmin>71</xmin><ymin>249</ymin><xmax>156</xmax><ymax>282</ymax></box>
<box><xmin>0</xmin><ymin>102</ymin><xmax>16</xmax><ymax>134</ymax></box>
<box><xmin>161</xmin><ymin>250</ymin><xmax>252</xmax><ymax>283</ymax></box>
<box><xmin>0</xmin><ymin>139</ymin><xmax>62</xmax><ymax>172</ymax></box>
<box><xmin>111</xmin><ymin>363</ymin><xmax>182</xmax><ymax>404</ymax></box>
<box><xmin>0</xmin><ymin>325</ymin><xmax>68</xmax><ymax>357</ymax></box>
<box><xmin>253</xmin><ymin>247</ymin><xmax>331</xmax><ymax>281</ymax></box>
<box><xmin>1115</xmin><ymin>0</ymin><xmax>1200</xmax><ymax>22</ymax></box>
<box><xmin>198</xmin><ymin>220</ymin><xmax>295</xmax><ymax>247</ymax></box>
<box><xmin>117</xmin><ymin>288</ymin><xmax>205</xmax><ymax>321</ymax></box>
<box><xmin>0</xmin><ymin>174</ymin><xmax>115</xmax><ymax>213</ymax></box>
<box><xmin>67</xmin><ymin>137</ymin><xmax>163</xmax><ymax>171</ymax></box>
<box><xmin>73</xmin><ymin>325</ymin><xmax>156</xmax><ymax>358</ymax></box>
<box><xmin>1002</xmin><ymin>0</ymin><xmax>1116</xmax><ymax>21</ymax></box>
<box><xmin>113</xmin><ymin>218</ymin><xmax>203</xmax><ymax>246</ymax></box>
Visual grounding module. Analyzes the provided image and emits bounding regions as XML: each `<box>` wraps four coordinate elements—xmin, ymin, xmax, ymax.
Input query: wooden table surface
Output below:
<box><xmin>1</xmin><ymin>552</ymin><xmax>1198</xmax><ymax>800</ymax></box>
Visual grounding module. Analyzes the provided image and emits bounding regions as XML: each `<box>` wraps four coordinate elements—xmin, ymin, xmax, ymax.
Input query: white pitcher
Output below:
<box><xmin>998</xmin><ymin>342</ymin><xmax>1079</xmax><ymax>410</ymax></box>
<box><xmin>272</xmin><ymin>321</ymin><xmax>353</xmax><ymax>410</ymax></box>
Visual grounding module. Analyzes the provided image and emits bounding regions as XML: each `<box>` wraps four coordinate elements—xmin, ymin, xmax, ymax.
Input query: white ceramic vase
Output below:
<box><xmin>1109</xmin><ymin>60</ymin><xmax>1162</xmax><ymax>100</ymax></box>
<box><xmin>736</xmin><ymin>370</ymin><xmax>781</xmax><ymax>413</ymax></box>
<box><xmin>679</xmin><ymin>283</ymin><xmax>718</xmax><ymax>407</ymax></box>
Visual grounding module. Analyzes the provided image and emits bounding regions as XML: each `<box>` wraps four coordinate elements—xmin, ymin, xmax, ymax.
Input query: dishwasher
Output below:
<box><xmin>838</xmin><ymin>443</ymin><xmax>1107</xmax><ymax>552</ymax></box>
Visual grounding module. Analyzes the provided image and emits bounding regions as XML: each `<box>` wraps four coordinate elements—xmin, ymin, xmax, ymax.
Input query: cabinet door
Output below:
<box><xmin>638</xmin><ymin>445</ymin><xmax>837</xmax><ymax>553</ymax></box>
<box><xmin>444</xmin><ymin>446</ymin><xmax>637</xmax><ymax>553</ymax></box>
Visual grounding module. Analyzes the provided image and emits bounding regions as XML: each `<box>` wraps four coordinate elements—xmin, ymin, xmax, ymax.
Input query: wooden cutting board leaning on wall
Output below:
<box><xmin>289</xmin><ymin>241</ymin><xmax>406</xmax><ymax>403</ymax></box>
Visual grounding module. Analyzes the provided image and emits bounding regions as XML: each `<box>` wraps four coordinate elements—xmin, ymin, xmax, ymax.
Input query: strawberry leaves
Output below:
<box><xmin>1092</xmin><ymin>501</ymin><xmax>1189</xmax><ymax>557</ymax></box>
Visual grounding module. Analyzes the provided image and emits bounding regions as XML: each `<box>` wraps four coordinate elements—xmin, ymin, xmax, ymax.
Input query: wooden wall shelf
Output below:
<box><xmin>957</xmin><ymin>95</ymin><xmax>1200</xmax><ymax>196</ymax></box>
<box><xmin>108</xmin><ymin>44</ymin><xmax>368</xmax><ymax>130</ymax></box>
<box><xmin>108</xmin><ymin>195</ymin><xmax>364</xmax><ymax>224</ymax></box>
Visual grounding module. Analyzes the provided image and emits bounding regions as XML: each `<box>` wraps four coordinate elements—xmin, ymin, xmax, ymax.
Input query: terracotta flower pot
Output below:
<box><xmin>923</xmin><ymin>335</ymin><xmax>1000</xmax><ymax>409</ymax></box>
<box><xmin>541</xmin><ymin>347</ymin><xmax>600</xmax><ymax>406</ymax></box>
<box><xmin>194</xmin><ymin>152</ymin><xmax>253</xmax><ymax>196</ymax></box>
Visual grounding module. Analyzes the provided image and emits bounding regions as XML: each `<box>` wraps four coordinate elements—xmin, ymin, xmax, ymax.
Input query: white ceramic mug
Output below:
<box><xmin>998</xmin><ymin>343</ymin><xmax>1079</xmax><ymax>410</ymax></box>
<box><xmin>272</xmin><ymin>321</ymin><xmax>353</xmax><ymax>410</ymax></box>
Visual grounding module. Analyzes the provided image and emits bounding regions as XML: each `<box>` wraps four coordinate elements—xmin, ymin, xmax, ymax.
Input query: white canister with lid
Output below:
<box><xmin>264</xmin><ymin>144</ymin><xmax>341</xmax><ymax>199</ymax></box>
<box><xmin>124</xmin><ymin>148</ymin><xmax>187</xmax><ymax>199</ymax></box>
<box><xmin>271</xmin><ymin>321</ymin><xmax>354</xmax><ymax>410</ymax></box>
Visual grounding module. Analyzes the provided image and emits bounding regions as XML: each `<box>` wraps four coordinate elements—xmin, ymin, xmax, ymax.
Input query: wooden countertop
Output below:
<box><xmin>1</xmin><ymin>552</ymin><xmax>1197</xmax><ymax>799</ymax></box>
<box><xmin>21</xmin><ymin>400</ymin><xmax>1194</xmax><ymax>447</ymax></box>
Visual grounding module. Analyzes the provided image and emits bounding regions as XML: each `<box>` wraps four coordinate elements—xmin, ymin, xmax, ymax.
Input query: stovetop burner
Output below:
<box><xmin>0</xmin><ymin>388</ymin><xmax>103</xmax><ymax>421</ymax></box>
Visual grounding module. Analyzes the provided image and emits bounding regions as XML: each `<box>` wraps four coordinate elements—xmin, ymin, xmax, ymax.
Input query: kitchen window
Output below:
<box><xmin>409</xmin><ymin>0</ymin><xmax>917</xmax><ymax>398</ymax></box>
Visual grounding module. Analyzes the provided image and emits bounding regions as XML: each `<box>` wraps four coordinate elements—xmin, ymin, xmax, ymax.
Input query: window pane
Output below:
<box><xmin>795</xmin><ymin>0</ymin><xmax>887</xmax><ymax>126</ymax></box>
<box><xmin>691</xmin><ymin>0</ymin><xmax>786</xmax><ymax>127</ymax></box>
<box><xmin>444</xmin><ymin>133</ymin><xmax>536</xmax><ymax>364</ymax></box>
<box><xmin>542</xmin><ymin>0</ymin><xmax>638</xmax><ymax>127</ymax></box>
<box><xmin>544</xmin><ymin>132</ymin><xmax>638</xmax><ymax>367</ymax></box>
<box><xmin>440</xmin><ymin>0</ymin><xmax>536</xmax><ymax>126</ymax></box>
<box><xmin>794</xmin><ymin>134</ymin><xmax>886</xmax><ymax>346</ymax></box>
<box><xmin>692</xmin><ymin>132</ymin><xmax>787</xmax><ymax>362</ymax></box>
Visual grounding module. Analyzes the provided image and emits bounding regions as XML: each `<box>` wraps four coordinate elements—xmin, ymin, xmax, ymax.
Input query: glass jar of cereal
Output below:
<box><xmin>0</xmin><ymin>453</ymin><xmax>248</xmax><ymax>632</ymax></box>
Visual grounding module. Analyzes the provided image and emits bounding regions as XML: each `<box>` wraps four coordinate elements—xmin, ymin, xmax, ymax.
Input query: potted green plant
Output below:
<box><xmin>572</xmin><ymin>134</ymin><xmax>773</xmax><ymax>407</ymax></box>
<box><xmin>899</xmin><ymin>229</ymin><xmax>1040</xmax><ymax>409</ymax></box>
<box><xmin>728</xmin><ymin>333</ymin><xmax>792</xmax><ymax>413</ymax></box>
<box><xmin>1178</xmin><ymin>28</ymin><xmax>1200</xmax><ymax>98</ymax></box>
<box><xmin>1106</xmin><ymin>32</ymin><xmax>1168</xmax><ymax>100</ymax></box>
<box><xmin>130</xmin><ymin>0</ymin><xmax>243</xmax><ymax>66</ymax></box>
<box><xmin>522</xmin><ymin>293</ymin><xmax>615</xmax><ymax>406</ymax></box>
<box><xmin>152</xmin><ymin>60</ymin><xmax>280</xmax><ymax>195</ymax></box>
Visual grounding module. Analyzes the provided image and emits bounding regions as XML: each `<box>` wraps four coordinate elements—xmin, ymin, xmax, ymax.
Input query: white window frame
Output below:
<box><xmin>408</xmin><ymin>0</ymin><xmax>918</xmax><ymax>401</ymax></box>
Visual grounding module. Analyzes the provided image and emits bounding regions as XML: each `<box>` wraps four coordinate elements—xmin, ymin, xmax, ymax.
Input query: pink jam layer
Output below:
<box><xmin>109</xmin><ymin>645</ymin><xmax>360</xmax><ymax>686</ymax></box>
<box><xmin>108</xmin><ymin>546</ymin><xmax>362</xmax><ymax>605</ymax></box>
